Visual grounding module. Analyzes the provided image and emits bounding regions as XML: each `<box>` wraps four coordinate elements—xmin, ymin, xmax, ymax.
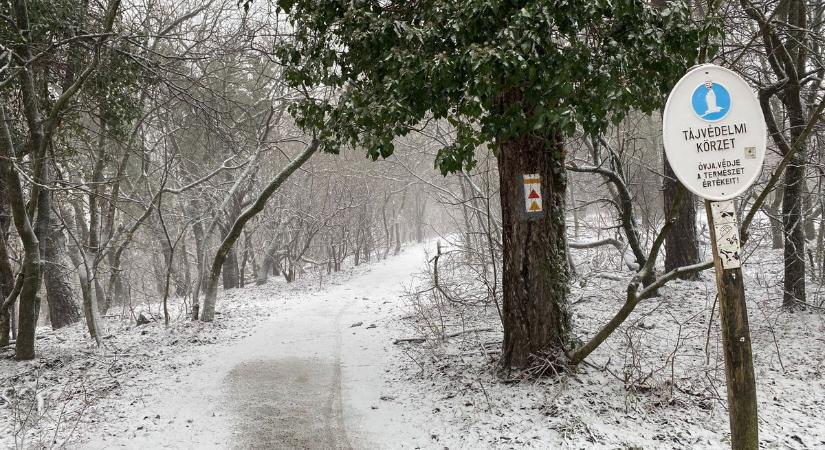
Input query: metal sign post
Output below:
<box><xmin>663</xmin><ymin>64</ymin><xmax>766</xmax><ymax>450</ymax></box>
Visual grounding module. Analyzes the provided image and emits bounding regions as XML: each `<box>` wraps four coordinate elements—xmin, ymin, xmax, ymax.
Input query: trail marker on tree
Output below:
<box><xmin>523</xmin><ymin>174</ymin><xmax>543</xmax><ymax>216</ymax></box>
<box><xmin>664</xmin><ymin>64</ymin><xmax>764</xmax><ymax>450</ymax></box>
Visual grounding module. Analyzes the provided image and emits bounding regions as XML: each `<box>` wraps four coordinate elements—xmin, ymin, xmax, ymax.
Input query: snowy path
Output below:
<box><xmin>85</xmin><ymin>246</ymin><xmax>430</xmax><ymax>449</ymax></box>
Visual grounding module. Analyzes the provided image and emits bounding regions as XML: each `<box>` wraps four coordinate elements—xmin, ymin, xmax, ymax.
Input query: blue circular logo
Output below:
<box><xmin>691</xmin><ymin>82</ymin><xmax>731</xmax><ymax>122</ymax></box>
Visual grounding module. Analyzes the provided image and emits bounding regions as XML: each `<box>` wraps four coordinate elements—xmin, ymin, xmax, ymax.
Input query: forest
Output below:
<box><xmin>0</xmin><ymin>0</ymin><xmax>823</xmax><ymax>448</ymax></box>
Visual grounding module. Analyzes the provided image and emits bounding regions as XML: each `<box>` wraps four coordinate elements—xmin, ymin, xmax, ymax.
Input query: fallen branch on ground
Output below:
<box><xmin>394</xmin><ymin>327</ymin><xmax>495</xmax><ymax>345</ymax></box>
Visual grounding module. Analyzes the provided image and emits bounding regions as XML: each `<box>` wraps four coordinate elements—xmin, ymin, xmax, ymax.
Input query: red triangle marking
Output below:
<box><xmin>528</xmin><ymin>189</ymin><xmax>540</xmax><ymax>199</ymax></box>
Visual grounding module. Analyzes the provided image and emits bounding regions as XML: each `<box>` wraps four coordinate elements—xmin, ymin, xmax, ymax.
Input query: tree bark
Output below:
<box><xmin>767</xmin><ymin>186</ymin><xmax>784</xmax><ymax>249</ymax></box>
<box><xmin>0</xmin><ymin>178</ymin><xmax>16</xmax><ymax>345</ymax></box>
<box><xmin>497</xmin><ymin>96</ymin><xmax>571</xmax><ymax>370</ymax></box>
<box><xmin>803</xmin><ymin>179</ymin><xmax>816</xmax><ymax>240</ymax></box>
<box><xmin>662</xmin><ymin>154</ymin><xmax>700</xmax><ymax>279</ymax></box>
<box><xmin>221</xmin><ymin>245</ymin><xmax>240</xmax><ymax>289</ymax></box>
<box><xmin>0</xmin><ymin>107</ymin><xmax>42</xmax><ymax>360</ymax></box>
<box><xmin>43</xmin><ymin>209</ymin><xmax>81</xmax><ymax>329</ymax></box>
<box><xmin>782</xmin><ymin>155</ymin><xmax>807</xmax><ymax>307</ymax></box>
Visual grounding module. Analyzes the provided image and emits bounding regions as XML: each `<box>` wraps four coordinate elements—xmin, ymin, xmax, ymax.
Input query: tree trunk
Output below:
<box><xmin>817</xmin><ymin>206</ymin><xmax>824</xmax><ymax>282</ymax></box>
<box><xmin>381</xmin><ymin>198</ymin><xmax>391</xmax><ymax>259</ymax></box>
<box><xmin>363</xmin><ymin>225</ymin><xmax>372</xmax><ymax>262</ymax></box>
<box><xmin>394</xmin><ymin>223</ymin><xmax>402</xmax><ymax>255</ymax></box>
<box><xmin>0</xmin><ymin>107</ymin><xmax>43</xmax><ymax>360</ymax></box>
<box><xmin>570</xmin><ymin>188</ymin><xmax>580</xmax><ymax>240</ymax></box>
<box><xmin>762</xmin><ymin>184</ymin><xmax>785</xmax><ymax>249</ymax></box>
<box><xmin>415</xmin><ymin>190</ymin><xmax>426</xmax><ymax>243</ymax></box>
<box><xmin>78</xmin><ymin>253</ymin><xmax>104</xmax><ymax>342</ymax></box>
<box><xmin>180</xmin><ymin>237</ymin><xmax>192</xmax><ymax>298</ymax></box>
<box><xmin>94</xmin><ymin>278</ymin><xmax>106</xmax><ymax>314</ymax></box>
<box><xmin>201</xmin><ymin>139</ymin><xmax>318</xmax><ymax>321</ymax></box>
<box><xmin>782</xmin><ymin>157</ymin><xmax>807</xmax><ymax>307</ymax></box>
<box><xmin>222</xmin><ymin>246</ymin><xmax>240</xmax><ymax>289</ymax></box>
<box><xmin>0</xmin><ymin>178</ymin><xmax>17</xmax><ymax>346</ymax></box>
<box><xmin>354</xmin><ymin>236</ymin><xmax>361</xmax><ymax>266</ymax></box>
<box><xmin>497</xmin><ymin>108</ymin><xmax>570</xmax><ymax>369</ymax></box>
<box><xmin>43</xmin><ymin>213</ymin><xmax>81</xmax><ymax>329</ymax></box>
<box><xmin>803</xmin><ymin>178</ymin><xmax>816</xmax><ymax>240</ymax></box>
<box><xmin>84</xmin><ymin>133</ymin><xmax>107</xmax><ymax>338</ymax></box>
<box><xmin>257</xmin><ymin>242</ymin><xmax>278</xmax><ymax>285</ymax></box>
<box><xmin>781</xmin><ymin>27</ymin><xmax>808</xmax><ymax>308</ymax></box>
<box><xmin>190</xmin><ymin>210</ymin><xmax>205</xmax><ymax>320</ymax></box>
<box><xmin>4</xmin><ymin>183</ymin><xmax>42</xmax><ymax>360</ymax></box>
<box><xmin>245</xmin><ymin>231</ymin><xmax>258</xmax><ymax>284</ymax></box>
<box><xmin>663</xmin><ymin>154</ymin><xmax>700</xmax><ymax>279</ymax></box>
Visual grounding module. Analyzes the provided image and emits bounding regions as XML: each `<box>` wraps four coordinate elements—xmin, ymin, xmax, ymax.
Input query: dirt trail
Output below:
<box><xmin>84</xmin><ymin>246</ymin><xmax>428</xmax><ymax>449</ymax></box>
<box><xmin>225</xmin><ymin>296</ymin><xmax>354</xmax><ymax>450</ymax></box>
<box><xmin>226</xmin><ymin>358</ymin><xmax>348</xmax><ymax>449</ymax></box>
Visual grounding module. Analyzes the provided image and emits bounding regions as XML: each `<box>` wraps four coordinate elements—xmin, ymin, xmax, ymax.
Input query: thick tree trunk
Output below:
<box><xmin>0</xmin><ymin>241</ymin><xmax>14</xmax><ymax>346</ymax></box>
<box><xmin>94</xmin><ymin>278</ymin><xmax>106</xmax><ymax>314</ymax></box>
<box><xmin>43</xmin><ymin>214</ymin><xmax>81</xmax><ymax>329</ymax></box>
<box><xmin>782</xmin><ymin>157</ymin><xmax>807</xmax><ymax>307</ymax></box>
<box><xmin>222</xmin><ymin>246</ymin><xmax>240</xmax><ymax>289</ymax></box>
<box><xmin>782</xmin><ymin>44</ymin><xmax>808</xmax><ymax>307</ymax></box>
<box><xmin>0</xmin><ymin>168</ymin><xmax>41</xmax><ymax>360</ymax></box>
<box><xmin>663</xmin><ymin>154</ymin><xmax>700</xmax><ymax>279</ymax></box>
<box><xmin>0</xmin><ymin>107</ymin><xmax>42</xmax><ymax>360</ymax></box>
<box><xmin>15</xmin><ymin>255</ymin><xmax>40</xmax><ymax>360</ymax></box>
<box><xmin>497</xmin><ymin>118</ymin><xmax>571</xmax><ymax>370</ymax></box>
<box><xmin>240</xmin><ymin>237</ymin><xmax>248</xmax><ymax>287</ymax></box>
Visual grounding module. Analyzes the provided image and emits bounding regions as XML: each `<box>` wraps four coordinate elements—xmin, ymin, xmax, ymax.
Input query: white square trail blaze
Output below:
<box><xmin>523</xmin><ymin>174</ymin><xmax>542</xmax><ymax>213</ymax></box>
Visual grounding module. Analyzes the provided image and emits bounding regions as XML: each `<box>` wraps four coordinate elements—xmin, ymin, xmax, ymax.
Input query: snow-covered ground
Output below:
<box><xmin>391</xmin><ymin>230</ymin><xmax>825</xmax><ymax>449</ymax></box>
<box><xmin>2</xmin><ymin>238</ymin><xmax>824</xmax><ymax>449</ymax></box>
<box><xmin>1</xmin><ymin>245</ymin><xmax>434</xmax><ymax>449</ymax></box>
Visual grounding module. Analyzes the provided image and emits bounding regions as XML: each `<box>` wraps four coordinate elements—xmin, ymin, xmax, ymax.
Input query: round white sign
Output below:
<box><xmin>663</xmin><ymin>64</ymin><xmax>766</xmax><ymax>201</ymax></box>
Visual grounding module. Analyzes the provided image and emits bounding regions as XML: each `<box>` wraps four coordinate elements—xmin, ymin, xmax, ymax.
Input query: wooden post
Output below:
<box><xmin>704</xmin><ymin>199</ymin><xmax>758</xmax><ymax>450</ymax></box>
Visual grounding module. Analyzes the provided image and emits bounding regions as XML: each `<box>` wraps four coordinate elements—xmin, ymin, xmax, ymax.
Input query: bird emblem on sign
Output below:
<box><xmin>691</xmin><ymin>76</ymin><xmax>731</xmax><ymax>122</ymax></box>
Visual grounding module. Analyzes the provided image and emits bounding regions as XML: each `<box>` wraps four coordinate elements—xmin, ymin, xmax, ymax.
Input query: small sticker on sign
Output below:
<box><xmin>711</xmin><ymin>201</ymin><xmax>741</xmax><ymax>269</ymax></box>
<box><xmin>523</xmin><ymin>174</ymin><xmax>542</xmax><ymax>214</ymax></box>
